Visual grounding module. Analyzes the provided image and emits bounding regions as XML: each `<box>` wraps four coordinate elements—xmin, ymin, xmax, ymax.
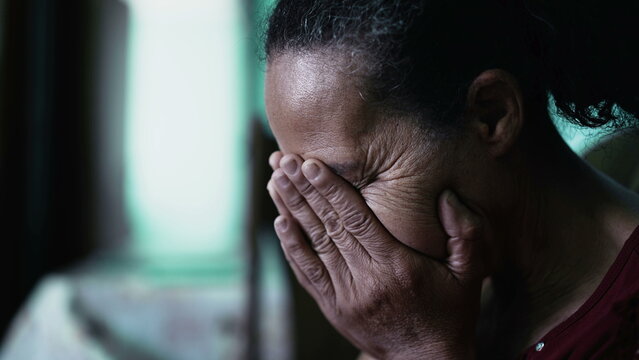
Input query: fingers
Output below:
<box><xmin>266</xmin><ymin>150</ymin><xmax>291</xmax><ymax>218</ymax></box>
<box><xmin>279</xmin><ymin>154</ymin><xmax>372</xmax><ymax>267</ymax></box>
<box><xmin>271</xmin><ymin>165</ymin><xmax>350</xmax><ymax>281</ymax></box>
<box><xmin>275</xmin><ymin>215</ymin><xmax>335</xmax><ymax>304</ymax></box>
<box><xmin>268</xmin><ymin>151</ymin><xmax>290</xmax><ymax>217</ymax></box>
<box><xmin>300</xmin><ymin>159</ymin><xmax>398</xmax><ymax>259</ymax></box>
<box><xmin>439</xmin><ymin>190</ymin><xmax>481</xmax><ymax>240</ymax></box>
<box><xmin>438</xmin><ymin>190</ymin><xmax>483</xmax><ymax>282</ymax></box>
<box><xmin>269</xmin><ymin>151</ymin><xmax>283</xmax><ymax>171</ymax></box>
<box><xmin>267</xmin><ymin>179</ymin><xmax>291</xmax><ymax>217</ymax></box>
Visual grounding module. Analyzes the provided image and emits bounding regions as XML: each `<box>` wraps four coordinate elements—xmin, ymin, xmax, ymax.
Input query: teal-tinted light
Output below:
<box><xmin>550</xmin><ymin>96</ymin><xmax>612</xmax><ymax>156</ymax></box>
<box><xmin>123</xmin><ymin>0</ymin><xmax>247</xmax><ymax>261</ymax></box>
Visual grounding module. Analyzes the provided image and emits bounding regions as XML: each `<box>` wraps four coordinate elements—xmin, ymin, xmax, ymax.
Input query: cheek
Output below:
<box><xmin>360</xmin><ymin>179</ymin><xmax>448</xmax><ymax>259</ymax></box>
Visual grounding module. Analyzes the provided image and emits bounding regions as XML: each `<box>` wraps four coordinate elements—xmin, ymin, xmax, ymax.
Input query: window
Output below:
<box><xmin>123</xmin><ymin>0</ymin><xmax>248</xmax><ymax>270</ymax></box>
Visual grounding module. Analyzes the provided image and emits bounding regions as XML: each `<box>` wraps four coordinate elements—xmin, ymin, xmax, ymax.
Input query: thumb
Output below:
<box><xmin>438</xmin><ymin>190</ymin><xmax>483</xmax><ymax>282</ymax></box>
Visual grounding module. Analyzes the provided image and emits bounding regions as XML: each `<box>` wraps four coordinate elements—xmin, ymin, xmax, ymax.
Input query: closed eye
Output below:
<box><xmin>345</xmin><ymin>174</ymin><xmax>378</xmax><ymax>192</ymax></box>
<box><xmin>327</xmin><ymin>161</ymin><xmax>361</xmax><ymax>179</ymax></box>
<box><xmin>325</xmin><ymin>161</ymin><xmax>374</xmax><ymax>191</ymax></box>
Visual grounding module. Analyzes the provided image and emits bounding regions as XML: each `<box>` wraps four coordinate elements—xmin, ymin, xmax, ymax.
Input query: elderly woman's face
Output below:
<box><xmin>265</xmin><ymin>53</ymin><xmax>456</xmax><ymax>257</ymax></box>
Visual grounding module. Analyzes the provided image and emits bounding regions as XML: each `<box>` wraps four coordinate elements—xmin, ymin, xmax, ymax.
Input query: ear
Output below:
<box><xmin>466</xmin><ymin>69</ymin><xmax>524</xmax><ymax>157</ymax></box>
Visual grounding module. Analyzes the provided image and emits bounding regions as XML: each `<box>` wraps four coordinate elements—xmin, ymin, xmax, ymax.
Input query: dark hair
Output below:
<box><xmin>265</xmin><ymin>0</ymin><xmax>639</xmax><ymax>129</ymax></box>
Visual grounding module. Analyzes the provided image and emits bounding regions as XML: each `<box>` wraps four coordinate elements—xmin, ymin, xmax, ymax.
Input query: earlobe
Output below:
<box><xmin>466</xmin><ymin>69</ymin><xmax>524</xmax><ymax>157</ymax></box>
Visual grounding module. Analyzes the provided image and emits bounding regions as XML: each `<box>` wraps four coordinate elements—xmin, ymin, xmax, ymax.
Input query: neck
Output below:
<box><xmin>488</xmin><ymin>120</ymin><xmax>639</xmax><ymax>347</ymax></box>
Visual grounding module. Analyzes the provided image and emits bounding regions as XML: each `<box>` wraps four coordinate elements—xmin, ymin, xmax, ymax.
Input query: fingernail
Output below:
<box><xmin>445</xmin><ymin>190</ymin><xmax>459</xmax><ymax>206</ymax></box>
<box><xmin>282</xmin><ymin>157</ymin><xmax>298</xmax><ymax>175</ymax></box>
<box><xmin>274</xmin><ymin>171</ymin><xmax>289</xmax><ymax>188</ymax></box>
<box><xmin>302</xmin><ymin>161</ymin><xmax>320</xmax><ymax>180</ymax></box>
<box><xmin>275</xmin><ymin>216</ymin><xmax>288</xmax><ymax>232</ymax></box>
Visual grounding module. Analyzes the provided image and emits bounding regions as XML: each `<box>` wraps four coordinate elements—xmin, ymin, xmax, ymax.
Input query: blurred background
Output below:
<box><xmin>0</xmin><ymin>0</ymin><xmax>359</xmax><ymax>359</ymax></box>
<box><xmin>0</xmin><ymin>1</ymin><xmax>637</xmax><ymax>360</ymax></box>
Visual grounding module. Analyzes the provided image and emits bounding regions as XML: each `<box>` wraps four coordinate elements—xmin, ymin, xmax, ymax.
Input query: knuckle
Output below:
<box><xmin>286</xmin><ymin>192</ymin><xmax>307</xmax><ymax>213</ymax></box>
<box><xmin>323</xmin><ymin>182</ymin><xmax>343</xmax><ymax>203</ymax></box>
<box><xmin>300</xmin><ymin>187</ymin><xmax>328</xmax><ymax>212</ymax></box>
<box><xmin>338</xmin><ymin>235</ymin><xmax>361</xmax><ymax>255</ymax></box>
<box><xmin>309</xmin><ymin>232</ymin><xmax>334</xmax><ymax>254</ymax></box>
<box><xmin>315</xmin><ymin>204</ymin><xmax>334</xmax><ymax>223</ymax></box>
<box><xmin>306</xmin><ymin>221</ymin><xmax>326</xmax><ymax>238</ymax></box>
<box><xmin>305</xmin><ymin>263</ymin><xmax>326</xmax><ymax>285</ymax></box>
<box><xmin>283</xmin><ymin>238</ymin><xmax>305</xmax><ymax>259</ymax></box>
<box><xmin>324</xmin><ymin>215</ymin><xmax>345</xmax><ymax>238</ymax></box>
<box><xmin>342</xmin><ymin>210</ymin><xmax>373</xmax><ymax>237</ymax></box>
<box><xmin>296</xmin><ymin>180</ymin><xmax>316</xmax><ymax>198</ymax></box>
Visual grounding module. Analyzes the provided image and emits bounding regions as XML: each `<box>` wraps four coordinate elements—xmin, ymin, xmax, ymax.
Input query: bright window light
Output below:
<box><xmin>123</xmin><ymin>0</ymin><xmax>247</xmax><ymax>264</ymax></box>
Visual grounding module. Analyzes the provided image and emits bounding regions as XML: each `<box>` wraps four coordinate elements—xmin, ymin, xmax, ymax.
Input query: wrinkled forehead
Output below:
<box><xmin>264</xmin><ymin>52</ymin><xmax>375</xmax><ymax>155</ymax></box>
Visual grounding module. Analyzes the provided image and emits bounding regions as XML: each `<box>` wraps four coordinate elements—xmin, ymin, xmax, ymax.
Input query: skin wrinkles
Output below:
<box><xmin>266</xmin><ymin>51</ymin><xmax>451</xmax><ymax>258</ymax></box>
<box><xmin>268</xmin><ymin>48</ymin><xmax>639</xmax><ymax>356</ymax></box>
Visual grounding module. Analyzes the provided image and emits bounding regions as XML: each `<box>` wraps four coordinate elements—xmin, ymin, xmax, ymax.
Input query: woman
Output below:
<box><xmin>264</xmin><ymin>0</ymin><xmax>639</xmax><ymax>358</ymax></box>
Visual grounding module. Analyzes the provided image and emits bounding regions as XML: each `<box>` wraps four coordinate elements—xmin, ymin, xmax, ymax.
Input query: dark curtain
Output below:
<box><xmin>0</xmin><ymin>0</ymin><xmax>129</xmax><ymax>338</ymax></box>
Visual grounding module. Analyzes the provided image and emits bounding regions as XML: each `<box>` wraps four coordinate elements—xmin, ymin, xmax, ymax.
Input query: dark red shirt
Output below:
<box><xmin>521</xmin><ymin>226</ymin><xmax>639</xmax><ymax>359</ymax></box>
